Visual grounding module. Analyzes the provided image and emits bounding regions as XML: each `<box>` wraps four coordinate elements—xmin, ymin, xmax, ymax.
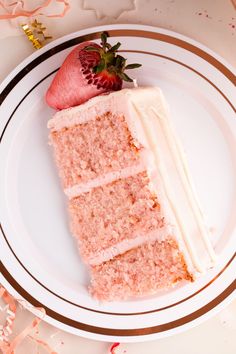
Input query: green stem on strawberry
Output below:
<box><xmin>85</xmin><ymin>31</ymin><xmax>141</xmax><ymax>82</ymax></box>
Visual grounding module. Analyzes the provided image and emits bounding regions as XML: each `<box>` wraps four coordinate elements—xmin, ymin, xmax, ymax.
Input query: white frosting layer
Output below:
<box><xmin>87</xmin><ymin>226</ymin><xmax>173</xmax><ymax>266</ymax></box>
<box><xmin>49</xmin><ymin>87</ymin><xmax>216</xmax><ymax>275</ymax></box>
<box><xmin>65</xmin><ymin>163</ymin><xmax>145</xmax><ymax>199</ymax></box>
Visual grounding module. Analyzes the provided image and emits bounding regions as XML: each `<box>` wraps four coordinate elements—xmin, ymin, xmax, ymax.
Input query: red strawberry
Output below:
<box><xmin>46</xmin><ymin>32</ymin><xmax>141</xmax><ymax>110</ymax></box>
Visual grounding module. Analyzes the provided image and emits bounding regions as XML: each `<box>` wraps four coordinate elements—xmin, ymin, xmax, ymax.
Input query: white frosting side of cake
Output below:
<box><xmin>48</xmin><ymin>87</ymin><xmax>216</xmax><ymax>275</ymax></box>
<box><xmin>123</xmin><ymin>87</ymin><xmax>216</xmax><ymax>274</ymax></box>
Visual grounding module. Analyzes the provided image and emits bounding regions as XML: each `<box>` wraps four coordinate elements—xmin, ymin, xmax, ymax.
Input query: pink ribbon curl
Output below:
<box><xmin>0</xmin><ymin>0</ymin><xmax>70</xmax><ymax>19</ymax></box>
<box><xmin>0</xmin><ymin>285</ymin><xmax>57</xmax><ymax>354</ymax></box>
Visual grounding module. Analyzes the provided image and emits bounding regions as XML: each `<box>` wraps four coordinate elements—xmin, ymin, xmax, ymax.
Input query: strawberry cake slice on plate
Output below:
<box><xmin>46</xmin><ymin>33</ymin><xmax>216</xmax><ymax>301</ymax></box>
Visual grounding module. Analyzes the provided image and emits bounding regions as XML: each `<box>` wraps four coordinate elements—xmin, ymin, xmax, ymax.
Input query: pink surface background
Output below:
<box><xmin>0</xmin><ymin>1</ymin><xmax>235</xmax><ymax>353</ymax></box>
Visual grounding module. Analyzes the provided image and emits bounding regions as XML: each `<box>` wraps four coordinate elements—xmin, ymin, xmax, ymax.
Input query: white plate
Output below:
<box><xmin>0</xmin><ymin>24</ymin><xmax>235</xmax><ymax>342</ymax></box>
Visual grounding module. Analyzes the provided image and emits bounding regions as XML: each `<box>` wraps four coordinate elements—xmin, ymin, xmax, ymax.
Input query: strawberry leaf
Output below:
<box><xmin>84</xmin><ymin>46</ymin><xmax>100</xmax><ymax>52</ymax></box>
<box><xmin>109</xmin><ymin>42</ymin><xmax>121</xmax><ymax>52</ymax></box>
<box><xmin>83</xmin><ymin>31</ymin><xmax>142</xmax><ymax>89</ymax></box>
<box><xmin>115</xmin><ymin>55</ymin><xmax>122</xmax><ymax>67</ymax></box>
<box><xmin>105</xmin><ymin>43</ymin><xmax>112</xmax><ymax>49</ymax></box>
<box><xmin>101</xmin><ymin>31</ymin><xmax>108</xmax><ymax>48</ymax></box>
<box><xmin>125</xmin><ymin>63</ymin><xmax>142</xmax><ymax>70</ymax></box>
<box><xmin>118</xmin><ymin>72</ymin><xmax>133</xmax><ymax>82</ymax></box>
<box><xmin>115</xmin><ymin>55</ymin><xmax>126</xmax><ymax>70</ymax></box>
<box><xmin>93</xmin><ymin>58</ymin><xmax>105</xmax><ymax>73</ymax></box>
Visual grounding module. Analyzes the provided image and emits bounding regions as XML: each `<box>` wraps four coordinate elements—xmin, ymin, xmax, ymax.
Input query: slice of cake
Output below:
<box><xmin>48</xmin><ymin>87</ymin><xmax>216</xmax><ymax>301</ymax></box>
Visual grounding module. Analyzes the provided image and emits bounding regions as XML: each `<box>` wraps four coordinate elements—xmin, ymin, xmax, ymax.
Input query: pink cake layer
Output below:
<box><xmin>50</xmin><ymin>112</ymin><xmax>141</xmax><ymax>189</ymax></box>
<box><xmin>90</xmin><ymin>238</ymin><xmax>192</xmax><ymax>301</ymax></box>
<box><xmin>69</xmin><ymin>172</ymin><xmax>164</xmax><ymax>264</ymax></box>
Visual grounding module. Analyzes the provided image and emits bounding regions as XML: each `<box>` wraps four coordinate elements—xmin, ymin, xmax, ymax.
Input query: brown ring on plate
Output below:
<box><xmin>1</xmin><ymin>259</ymin><xmax>235</xmax><ymax>335</ymax></box>
<box><xmin>0</xmin><ymin>29</ymin><xmax>235</xmax><ymax>335</ymax></box>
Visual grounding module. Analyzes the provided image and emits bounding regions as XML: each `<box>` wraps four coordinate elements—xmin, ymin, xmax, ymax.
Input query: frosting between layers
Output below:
<box><xmin>86</xmin><ymin>225</ymin><xmax>173</xmax><ymax>266</ymax></box>
<box><xmin>65</xmin><ymin>163</ymin><xmax>145</xmax><ymax>198</ymax></box>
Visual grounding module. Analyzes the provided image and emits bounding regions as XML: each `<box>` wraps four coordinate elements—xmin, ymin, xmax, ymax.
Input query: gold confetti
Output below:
<box><xmin>21</xmin><ymin>20</ymin><xmax>52</xmax><ymax>50</ymax></box>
